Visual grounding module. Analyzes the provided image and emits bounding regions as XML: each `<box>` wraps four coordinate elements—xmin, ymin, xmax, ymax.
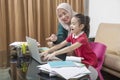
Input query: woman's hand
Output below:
<box><xmin>46</xmin><ymin>34</ymin><xmax>57</xmax><ymax>42</ymax></box>
<box><xmin>47</xmin><ymin>41</ymin><xmax>54</xmax><ymax>47</ymax></box>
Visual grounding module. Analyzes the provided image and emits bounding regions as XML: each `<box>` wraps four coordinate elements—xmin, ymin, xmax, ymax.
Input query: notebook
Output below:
<box><xmin>26</xmin><ymin>36</ymin><xmax>61</xmax><ymax>64</ymax></box>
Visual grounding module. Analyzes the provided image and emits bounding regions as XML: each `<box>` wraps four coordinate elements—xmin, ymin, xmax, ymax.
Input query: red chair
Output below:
<box><xmin>89</xmin><ymin>42</ymin><xmax>107</xmax><ymax>80</ymax></box>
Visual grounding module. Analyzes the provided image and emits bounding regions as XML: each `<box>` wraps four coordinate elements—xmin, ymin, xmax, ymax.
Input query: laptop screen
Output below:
<box><xmin>26</xmin><ymin>36</ymin><xmax>61</xmax><ymax>64</ymax></box>
<box><xmin>26</xmin><ymin>36</ymin><xmax>45</xmax><ymax>64</ymax></box>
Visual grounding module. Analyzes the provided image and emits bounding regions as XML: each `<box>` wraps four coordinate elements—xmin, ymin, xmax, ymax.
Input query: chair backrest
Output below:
<box><xmin>89</xmin><ymin>42</ymin><xmax>106</xmax><ymax>70</ymax></box>
<box><xmin>95</xmin><ymin>23</ymin><xmax>120</xmax><ymax>56</ymax></box>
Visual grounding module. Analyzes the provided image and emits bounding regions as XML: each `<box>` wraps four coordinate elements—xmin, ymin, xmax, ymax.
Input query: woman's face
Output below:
<box><xmin>57</xmin><ymin>8</ymin><xmax>71</xmax><ymax>24</ymax></box>
<box><xmin>70</xmin><ymin>17</ymin><xmax>83</xmax><ymax>35</ymax></box>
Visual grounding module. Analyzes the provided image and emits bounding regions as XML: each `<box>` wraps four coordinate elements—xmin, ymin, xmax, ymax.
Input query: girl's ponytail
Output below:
<box><xmin>84</xmin><ymin>16</ymin><xmax>90</xmax><ymax>37</ymax></box>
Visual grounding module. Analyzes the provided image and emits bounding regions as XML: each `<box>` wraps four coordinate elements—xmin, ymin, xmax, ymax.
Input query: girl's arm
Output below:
<box><xmin>45</xmin><ymin>42</ymin><xmax>82</xmax><ymax>60</ymax></box>
<box><xmin>48</xmin><ymin>40</ymin><xmax>68</xmax><ymax>53</ymax></box>
<box><xmin>41</xmin><ymin>40</ymin><xmax>68</xmax><ymax>57</ymax></box>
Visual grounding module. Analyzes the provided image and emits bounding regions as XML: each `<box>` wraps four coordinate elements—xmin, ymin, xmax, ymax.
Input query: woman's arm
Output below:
<box><xmin>53</xmin><ymin>23</ymin><xmax>68</xmax><ymax>44</ymax></box>
<box><xmin>46</xmin><ymin>24</ymin><xmax>68</xmax><ymax>47</ymax></box>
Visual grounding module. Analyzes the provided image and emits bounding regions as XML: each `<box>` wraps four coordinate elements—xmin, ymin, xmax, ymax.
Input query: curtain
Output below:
<box><xmin>0</xmin><ymin>0</ymin><xmax>84</xmax><ymax>67</ymax></box>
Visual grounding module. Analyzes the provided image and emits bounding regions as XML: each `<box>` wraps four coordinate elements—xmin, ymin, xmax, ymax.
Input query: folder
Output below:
<box><xmin>48</xmin><ymin>61</ymin><xmax>77</xmax><ymax>68</ymax></box>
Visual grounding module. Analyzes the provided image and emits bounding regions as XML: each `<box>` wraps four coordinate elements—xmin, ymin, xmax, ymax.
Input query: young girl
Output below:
<box><xmin>41</xmin><ymin>13</ymin><xmax>98</xmax><ymax>68</ymax></box>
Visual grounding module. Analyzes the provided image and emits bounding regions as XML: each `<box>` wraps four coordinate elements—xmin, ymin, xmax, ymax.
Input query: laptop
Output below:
<box><xmin>26</xmin><ymin>36</ymin><xmax>60</xmax><ymax>64</ymax></box>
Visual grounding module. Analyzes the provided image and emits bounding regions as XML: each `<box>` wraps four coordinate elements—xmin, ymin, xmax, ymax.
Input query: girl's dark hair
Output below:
<box><xmin>74</xmin><ymin>14</ymin><xmax>90</xmax><ymax>37</ymax></box>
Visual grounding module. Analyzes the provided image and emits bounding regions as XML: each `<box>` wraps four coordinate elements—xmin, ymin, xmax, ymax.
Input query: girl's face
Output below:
<box><xmin>57</xmin><ymin>8</ymin><xmax>71</xmax><ymax>24</ymax></box>
<box><xmin>70</xmin><ymin>17</ymin><xmax>84</xmax><ymax>35</ymax></box>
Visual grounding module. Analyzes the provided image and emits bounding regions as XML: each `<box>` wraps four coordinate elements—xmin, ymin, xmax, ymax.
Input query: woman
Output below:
<box><xmin>46</xmin><ymin>3</ymin><xmax>77</xmax><ymax>47</ymax></box>
<box><xmin>46</xmin><ymin>3</ymin><xmax>77</xmax><ymax>60</ymax></box>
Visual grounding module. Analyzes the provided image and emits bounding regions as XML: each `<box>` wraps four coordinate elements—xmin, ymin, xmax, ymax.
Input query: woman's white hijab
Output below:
<box><xmin>56</xmin><ymin>3</ymin><xmax>77</xmax><ymax>34</ymax></box>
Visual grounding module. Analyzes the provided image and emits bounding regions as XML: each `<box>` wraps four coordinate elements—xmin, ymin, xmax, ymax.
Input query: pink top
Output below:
<box><xmin>66</xmin><ymin>32</ymin><xmax>98</xmax><ymax>67</ymax></box>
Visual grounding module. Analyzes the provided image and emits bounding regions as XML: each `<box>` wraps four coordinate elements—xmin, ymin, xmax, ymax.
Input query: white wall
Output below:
<box><xmin>89</xmin><ymin>0</ymin><xmax>120</xmax><ymax>37</ymax></box>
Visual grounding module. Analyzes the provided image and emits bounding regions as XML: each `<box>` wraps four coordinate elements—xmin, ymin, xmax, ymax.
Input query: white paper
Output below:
<box><xmin>10</xmin><ymin>41</ymin><xmax>40</xmax><ymax>47</ymax></box>
<box><xmin>37</xmin><ymin>63</ymin><xmax>91</xmax><ymax>79</ymax></box>
<box><xmin>72</xmin><ymin>74</ymin><xmax>87</xmax><ymax>78</ymax></box>
<box><xmin>51</xmin><ymin>66</ymin><xmax>90</xmax><ymax>80</ymax></box>
<box><xmin>37</xmin><ymin>64</ymin><xmax>57</xmax><ymax>76</ymax></box>
<box><xmin>9</xmin><ymin>42</ymin><xmax>27</xmax><ymax>47</ymax></box>
<box><xmin>37</xmin><ymin>64</ymin><xmax>51</xmax><ymax>72</ymax></box>
<box><xmin>66</xmin><ymin>56</ymin><xmax>84</xmax><ymax>62</ymax></box>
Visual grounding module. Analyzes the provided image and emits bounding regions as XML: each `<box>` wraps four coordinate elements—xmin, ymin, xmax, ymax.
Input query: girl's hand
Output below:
<box><xmin>41</xmin><ymin>51</ymin><xmax>49</xmax><ymax>58</ymax></box>
<box><xmin>40</xmin><ymin>51</ymin><xmax>49</xmax><ymax>61</ymax></box>
<box><xmin>44</xmin><ymin>52</ymin><xmax>56</xmax><ymax>60</ymax></box>
<box><xmin>46</xmin><ymin>34</ymin><xmax>57</xmax><ymax>42</ymax></box>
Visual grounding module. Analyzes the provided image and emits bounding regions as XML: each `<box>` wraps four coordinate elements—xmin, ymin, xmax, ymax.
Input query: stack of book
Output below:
<box><xmin>37</xmin><ymin>60</ymin><xmax>91</xmax><ymax>80</ymax></box>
